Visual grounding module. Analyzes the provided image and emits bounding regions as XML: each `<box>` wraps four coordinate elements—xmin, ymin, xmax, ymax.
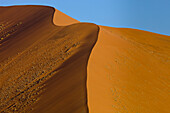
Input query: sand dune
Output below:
<box><xmin>0</xmin><ymin>5</ymin><xmax>169</xmax><ymax>113</ymax></box>
<box><xmin>88</xmin><ymin>26</ymin><xmax>170</xmax><ymax>113</ymax></box>
<box><xmin>0</xmin><ymin>6</ymin><xmax>99</xmax><ymax>113</ymax></box>
<box><xmin>53</xmin><ymin>9</ymin><xmax>79</xmax><ymax>26</ymax></box>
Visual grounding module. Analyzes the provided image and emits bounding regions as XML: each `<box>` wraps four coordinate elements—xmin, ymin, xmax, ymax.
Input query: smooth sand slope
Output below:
<box><xmin>0</xmin><ymin>6</ymin><xmax>99</xmax><ymax>113</ymax></box>
<box><xmin>0</xmin><ymin>5</ymin><xmax>170</xmax><ymax>113</ymax></box>
<box><xmin>53</xmin><ymin>9</ymin><xmax>79</xmax><ymax>26</ymax></box>
<box><xmin>88</xmin><ymin>26</ymin><xmax>170</xmax><ymax>113</ymax></box>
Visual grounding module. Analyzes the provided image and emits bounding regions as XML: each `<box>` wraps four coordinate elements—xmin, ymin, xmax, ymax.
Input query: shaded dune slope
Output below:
<box><xmin>0</xmin><ymin>6</ymin><xmax>99</xmax><ymax>113</ymax></box>
<box><xmin>0</xmin><ymin>5</ymin><xmax>170</xmax><ymax>113</ymax></box>
<box><xmin>88</xmin><ymin>26</ymin><xmax>170</xmax><ymax>113</ymax></box>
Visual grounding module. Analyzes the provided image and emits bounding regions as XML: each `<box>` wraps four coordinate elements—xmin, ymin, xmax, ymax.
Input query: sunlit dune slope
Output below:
<box><xmin>53</xmin><ymin>9</ymin><xmax>79</xmax><ymax>26</ymax></box>
<box><xmin>87</xmin><ymin>26</ymin><xmax>170</xmax><ymax>113</ymax></box>
<box><xmin>0</xmin><ymin>5</ymin><xmax>170</xmax><ymax>113</ymax></box>
<box><xmin>0</xmin><ymin>6</ymin><xmax>99</xmax><ymax>113</ymax></box>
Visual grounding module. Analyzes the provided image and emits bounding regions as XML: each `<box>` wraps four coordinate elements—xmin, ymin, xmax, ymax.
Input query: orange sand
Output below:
<box><xmin>87</xmin><ymin>26</ymin><xmax>170</xmax><ymax>113</ymax></box>
<box><xmin>0</xmin><ymin>5</ymin><xmax>169</xmax><ymax>113</ymax></box>
<box><xmin>53</xmin><ymin>9</ymin><xmax>79</xmax><ymax>26</ymax></box>
<box><xmin>0</xmin><ymin>6</ymin><xmax>99</xmax><ymax>113</ymax></box>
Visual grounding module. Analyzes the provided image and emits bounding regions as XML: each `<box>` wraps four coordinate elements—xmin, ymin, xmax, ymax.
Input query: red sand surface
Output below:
<box><xmin>0</xmin><ymin>5</ymin><xmax>169</xmax><ymax>113</ymax></box>
<box><xmin>87</xmin><ymin>26</ymin><xmax>170</xmax><ymax>113</ymax></box>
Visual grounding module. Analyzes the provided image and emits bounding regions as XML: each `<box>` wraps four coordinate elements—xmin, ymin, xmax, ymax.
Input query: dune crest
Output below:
<box><xmin>0</xmin><ymin>5</ymin><xmax>99</xmax><ymax>113</ymax></box>
<box><xmin>0</xmin><ymin>5</ymin><xmax>169</xmax><ymax>113</ymax></box>
<box><xmin>87</xmin><ymin>26</ymin><xmax>170</xmax><ymax>113</ymax></box>
<box><xmin>53</xmin><ymin>9</ymin><xmax>79</xmax><ymax>26</ymax></box>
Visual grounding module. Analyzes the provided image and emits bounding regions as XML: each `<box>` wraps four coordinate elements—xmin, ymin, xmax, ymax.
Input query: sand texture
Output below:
<box><xmin>88</xmin><ymin>26</ymin><xmax>170</xmax><ymax>113</ymax></box>
<box><xmin>0</xmin><ymin>5</ymin><xmax>169</xmax><ymax>113</ymax></box>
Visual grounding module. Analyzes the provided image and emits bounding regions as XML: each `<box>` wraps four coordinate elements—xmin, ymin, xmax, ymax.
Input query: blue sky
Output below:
<box><xmin>0</xmin><ymin>0</ymin><xmax>169</xmax><ymax>36</ymax></box>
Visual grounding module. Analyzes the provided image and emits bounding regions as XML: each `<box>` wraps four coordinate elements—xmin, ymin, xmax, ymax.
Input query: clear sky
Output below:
<box><xmin>0</xmin><ymin>0</ymin><xmax>169</xmax><ymax>36</ymax></box>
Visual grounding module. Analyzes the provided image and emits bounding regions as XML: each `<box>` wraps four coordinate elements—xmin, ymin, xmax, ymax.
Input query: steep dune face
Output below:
<box><xmin>0</xmin><ymin>6</ymin><xmax>99</xmax><ymax>113</ymax></box>
<box><xmin>0</xmin><ymin>5</ymin><xmax>169</xmax><ymax>113</ymax></box>
<box><xmin>0</xmin><ymin>6</ymin><xmax>55</xmax><ymax>66</ymax></box>
<box><xmin>87</xmin><ymin>26</ymin><xmax>170</xmax><ymax>113</ymax></box>
<box><xmin>30</xmin><ymin>24</ymin><xmax>99</xmax><ymax>113</ymax></box>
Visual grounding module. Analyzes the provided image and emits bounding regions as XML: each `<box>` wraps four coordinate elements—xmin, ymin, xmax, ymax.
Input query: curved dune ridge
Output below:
<box><xmin>0</xmin><ymin>5</ymin><xmax>169</xmax><ymax>113</ymax></box>
<box><xmin>0</xmin><ymin>5</ymin><xmax>99</xmax><ymax>113</ymax></box>
<box><xmin>87</xmin><ymin>26</ymin><xmax>170</xmax><ymax>113</ymax></box>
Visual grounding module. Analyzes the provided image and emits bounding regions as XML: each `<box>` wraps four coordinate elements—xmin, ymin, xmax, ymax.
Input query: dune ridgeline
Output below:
<box><xmin>0</xmin><ymin>5</ymin><xmax>169</xmax><ymax>113</ymax></box>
